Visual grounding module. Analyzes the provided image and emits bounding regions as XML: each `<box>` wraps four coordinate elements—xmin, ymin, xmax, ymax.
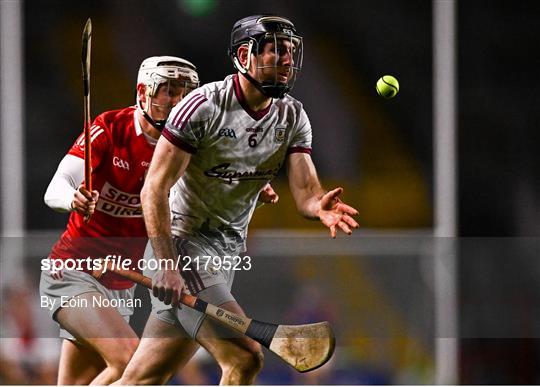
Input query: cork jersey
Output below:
<box><xmin>162</xmin><ymin>74</ymin><xmax>312</xmax><ymax>253</ymax></box>
<box><xmin>49</xmin><ymin>106</ymin><xmax>154</xmax><ymax>289</ymax></box>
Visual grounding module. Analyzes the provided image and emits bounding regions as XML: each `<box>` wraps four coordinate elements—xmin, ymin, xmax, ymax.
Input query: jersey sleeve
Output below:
<box><xmin>162</xmin><ymin>93</ymin><xmax>211</xmax><ymax>154</ymax></box>
<box><xmin>287</xmin><ymin>107</ymin><xmax>312</xmax><ymax>155</ymax></box>
<box><xmin>68</xmin><ymin>114</ymin><xmax>111</xmax><ymax>170</ymax></box>
<box><xmin>44</xmin><ymin>155</ymin><xmax>85</xmax><ymax>212</ymax></box>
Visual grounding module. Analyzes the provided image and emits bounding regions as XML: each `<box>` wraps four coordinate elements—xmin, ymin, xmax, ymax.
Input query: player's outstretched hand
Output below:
<box><xmin>258</xmin><ymin>183</ymin><xmax>279</xmax><ymax>204</ymax></box>
<box><xmin>152</xmin><ymin>269</ymin><xmax>186</xmax><ymax>306</ymax></box>
<box><xmin>317</xmin><ymin>187</ymin><xmax>359</xmax><ymax>238</ymax></box>
<box><xmin>71</xmin><ymin>185</ymin><xmax>99</xmax><ymax>218</ymax></box>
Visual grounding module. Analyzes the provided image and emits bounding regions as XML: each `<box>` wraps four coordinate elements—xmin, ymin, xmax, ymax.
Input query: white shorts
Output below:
<box><xmin>39</xmin><ymin>267</ymin><xmax>135</xmax><ymax>340</ymax></box>
<box><xmin>144</xmin><ymin>236</ymin><xmax>236</xmax><ymax>338</ymax></box>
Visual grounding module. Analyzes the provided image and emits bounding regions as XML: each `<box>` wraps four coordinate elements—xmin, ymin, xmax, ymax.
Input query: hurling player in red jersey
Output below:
<box><xmin>39</xmin><ymin>56</ymin><xmax>200</xmax><ymax>385</ymax></box>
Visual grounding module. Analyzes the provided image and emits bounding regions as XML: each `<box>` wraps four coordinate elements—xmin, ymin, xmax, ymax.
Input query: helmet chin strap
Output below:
<box><xmin>240</xmin><ymin>70</ymin><xmax>289</xmax><ymax>99</ymax></box>
<box><xmin>137</xmin><ymin>97</ymin><xmax>166</xmax><ymax>131</ymax></box>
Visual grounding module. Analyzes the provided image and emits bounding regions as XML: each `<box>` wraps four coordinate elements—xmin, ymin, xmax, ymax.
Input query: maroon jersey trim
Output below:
<box><xmin>171</xmin><ymin>94</ymin><xmax>207</xmax><ymax>129</ymax></box>
<box><xmin>287</xmin><ymin>146</ymin><xmax>312</xmax><ymax>155</ymax></box>
<box><xmin>233</xmin><ymin>74</ymin><xmax>272</xmax><ymax>121</ymax></box>
<box><xmin>162</xmin><ymin>129</ymin><xmax>197</xmax><ymax>154</ymax></box>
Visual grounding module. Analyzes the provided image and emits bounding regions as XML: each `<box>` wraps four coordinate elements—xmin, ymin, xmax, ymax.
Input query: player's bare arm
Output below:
<box><xmin>287</xmin><ymin>152</ymin><xmax>359</xmax><ymax>238</ymax></box>
<box><xmin>141</xmin><ymin>137</ymin><xmax>191</xmax><ymax>306</ymax></box>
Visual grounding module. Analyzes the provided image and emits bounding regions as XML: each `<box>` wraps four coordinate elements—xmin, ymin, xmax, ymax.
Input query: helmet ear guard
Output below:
<box><xmin>232</xmin><ymin>40</ymin><xmax>254</xmax><ymax>74</ymax></box>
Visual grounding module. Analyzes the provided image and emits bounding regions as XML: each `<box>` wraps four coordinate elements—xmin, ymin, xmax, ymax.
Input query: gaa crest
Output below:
<box><xmin>274</xmin><ymin>127</ymin><xmax>286</xmax><ymax>143</ymax></box>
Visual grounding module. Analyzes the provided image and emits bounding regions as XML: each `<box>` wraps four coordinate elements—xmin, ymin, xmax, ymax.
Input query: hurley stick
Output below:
<box><xmin>93</xmin><ymin>263</ymin><xmax>335</xmax><ymax>372</ymax></box>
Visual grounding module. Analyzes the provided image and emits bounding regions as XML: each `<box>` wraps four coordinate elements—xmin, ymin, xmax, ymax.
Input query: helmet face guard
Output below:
<box><xmin>142</xmin><ymin>66</ymin><xmax>199</xmax><ymax>98</ymax></box>
<box><xmin>230</xmin><ymin>15</ymin><xmax>303</xmax><ymax>98</ymax></box>
<box><xmin>137</xmin><ymin>56</ymin><xmax>199</xmax><ymax>130</ymax></box>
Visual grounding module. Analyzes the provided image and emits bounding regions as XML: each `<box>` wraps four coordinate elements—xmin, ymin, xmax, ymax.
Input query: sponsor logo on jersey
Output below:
<box><xmin>204</xmin><ymin>162</ymin><xmax>281</xmax><ymax>184</ymax></box>
<box><xmin>245</xmin><ymin>127</ymin><xmax>264</xmax><ymax>133</ymax></box>
<box><xmin>141</xmin><ymin>161</ymin><xmax>150</xmax><ymax>167</ymax></box>
<box><xmin>97</xmin><ymin>182</ymin><xmax>142</xmax><ymax>218</ymax></box>
<box><xmin>218</xmin><ymin>128</ymin><xmax>237</xmax><ymax>138</ymax></box>
<box><xmin>113</xmin><ymin>156</ymin><xmax>130</xmax><ymax>170</ymax></box>
<box><xmin>274</xmin><ymin>127</ymin><xmax>286</xmax><ymax>143</ymax></box>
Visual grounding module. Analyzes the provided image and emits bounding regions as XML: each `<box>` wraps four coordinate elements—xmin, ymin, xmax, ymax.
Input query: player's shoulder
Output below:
<box><xmin>274</xmin><ymin>94</ymin><xmax>309</xmax><ymax>127</ymax></box>
<box><xmin>93</xmin><ymin>106</ymin><xmax>137</xmax><ymax>146</ymax></box>
<box><xmin>171</xmin><ymin>78</ymin><xmax>232</xmax><ymax>121</ymax></box>
<box><xmin>192</xmin><ymin>76</ymin><xmax>233</xmax><ymax>104</ymax></box>
<box><xmin>95</xmin><ymin>106</ymin><xmax>135</xmax><ymax>131</ymax></box>
<box><xmin>276</xmin><ymin>93</ymin><xmax>305</xmax><ymax>112</ymax></box>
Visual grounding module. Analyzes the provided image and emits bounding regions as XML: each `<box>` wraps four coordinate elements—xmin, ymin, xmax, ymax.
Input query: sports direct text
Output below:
<box><xmin>41</xmin><ymin>255</ymin><xmax>252</xmax><ymax>274</ymax></box>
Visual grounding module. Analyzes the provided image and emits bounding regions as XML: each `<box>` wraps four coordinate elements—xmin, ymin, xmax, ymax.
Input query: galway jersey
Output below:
<box><xmin>49</xmin><ymin>106</ymin><xmax>154</xmax><ymax>289</ymax></box>
<box><xmin>162</xmin><ymin>74</ymin><xmax>312</xmax><ymax>254</ymax></box>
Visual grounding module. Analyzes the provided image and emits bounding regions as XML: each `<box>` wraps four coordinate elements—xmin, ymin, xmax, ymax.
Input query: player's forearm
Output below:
<box><xmin>289</xmin><ymin>168</ymin><xmax>327</xmax><ymax>219</ymax></box>
<box><xmin>44</xmin><ymin>178</ymin><xmax>76</xmax><ymax>212</ymax></box>
<box><xmin>141</xmin><ymin>184</ymin><xmax>176</xmax><ymax>262</ymax></box>
<box><xmin>44</xmin><ymin>155</ymin><xmax>84</xmax><ymax>212</ymax></box>
<box><xmin>142</xmin><ymin>139</ymin><xmax>191</xmax><ymax>264</ymax></box>
<box><xmin>287</xmin><ymin>153</ymin><xmax>326</xmax><ymax>219</ymax></box>
<box><xmin>295</xmin><ymin>186</ymin><xmax>326</xmax><ymax>220</ymax></box>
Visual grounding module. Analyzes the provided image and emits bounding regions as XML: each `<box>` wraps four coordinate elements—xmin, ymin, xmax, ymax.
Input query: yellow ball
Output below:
<box><xmin>376</xmin><ymin>75</ymin><xmax>399</xmax><ymax>98</ymax></box>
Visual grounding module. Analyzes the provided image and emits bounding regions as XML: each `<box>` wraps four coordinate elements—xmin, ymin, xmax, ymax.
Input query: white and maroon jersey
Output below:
<box><xmin>49</xmin><ymin>106</ymin><xmax>154</xmax><ymax>289</ymax></box>
<box><xmin>162</xmin><ymin>74</ymin><xmax>312</xmax><ymax>253</ymax></box>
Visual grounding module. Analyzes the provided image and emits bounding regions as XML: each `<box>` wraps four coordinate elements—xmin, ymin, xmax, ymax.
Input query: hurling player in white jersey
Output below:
<box><xmin>118</xmin><ymin>15</ymin><xmax>359</xmax><ymax>385</ymax></box>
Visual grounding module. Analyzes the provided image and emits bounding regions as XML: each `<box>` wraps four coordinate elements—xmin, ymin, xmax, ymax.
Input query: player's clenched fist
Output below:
<box><xmin>152</xmin><ymin>269</ymin><xmax>186</xmax><ymax>306</ymax></box>
<box><xmin>258</xmin><ymin>183</ymin><xmax>279</xmax><ymax>204</ymax></box>
<box><xmin>71</xmin><ymin>185</ymin><xmax>99</xmax><ymax>216</ymax></box>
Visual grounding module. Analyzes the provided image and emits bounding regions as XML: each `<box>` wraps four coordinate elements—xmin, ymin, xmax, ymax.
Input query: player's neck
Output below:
<box><xmin>136</xmin><ymin>109</ymin><xmax>161</xmax><ymax>140</ymax></box>
<box><xmin>238</xmin><ymin>73</ymin><xmax>272</xmax><ymax>112</ymax></box>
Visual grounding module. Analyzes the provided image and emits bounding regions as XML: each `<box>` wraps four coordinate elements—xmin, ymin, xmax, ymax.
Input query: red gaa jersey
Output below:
<box><xmin>50</xmin><ymin>106</ymin><xmax>154</xmax><ymax>289</ymax></box>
